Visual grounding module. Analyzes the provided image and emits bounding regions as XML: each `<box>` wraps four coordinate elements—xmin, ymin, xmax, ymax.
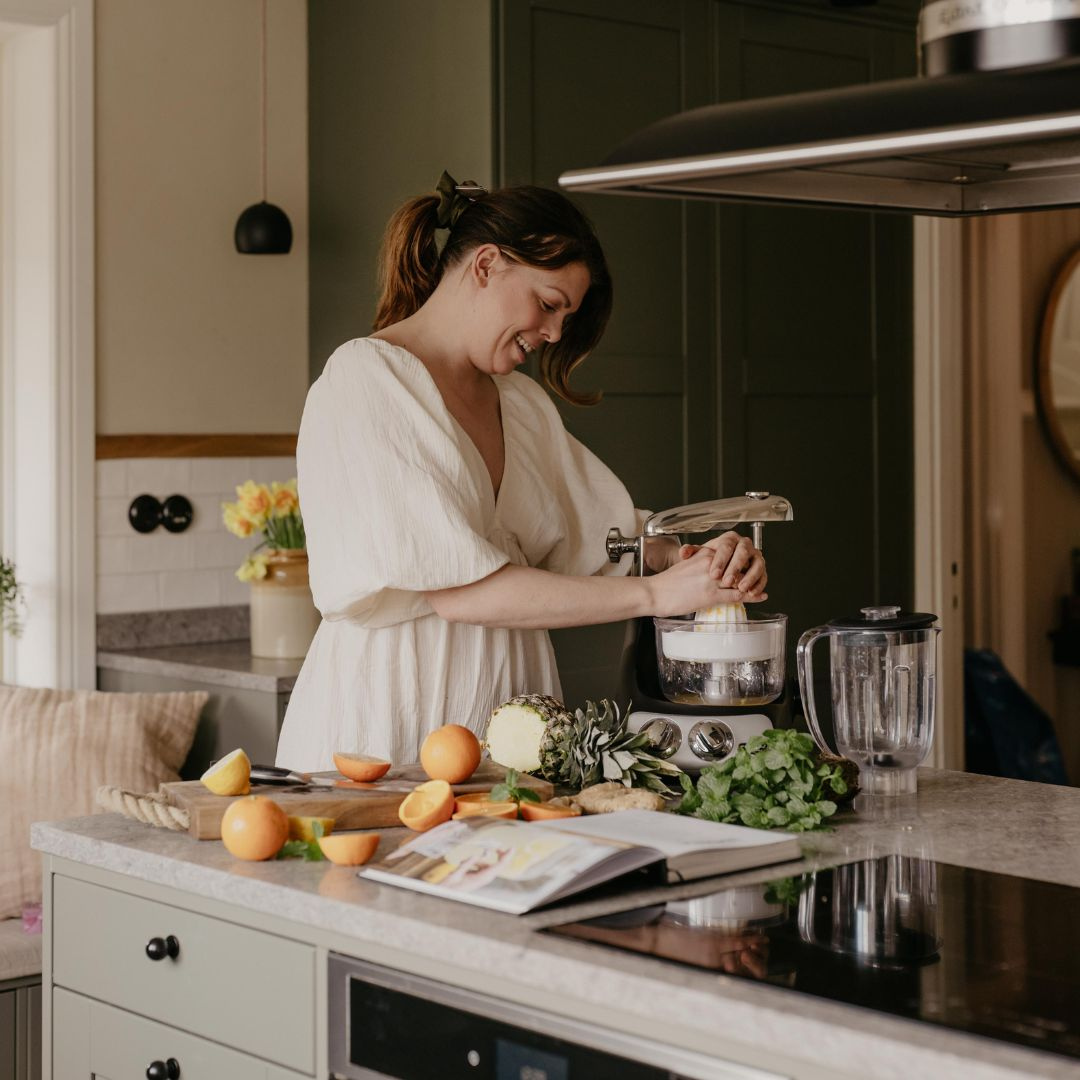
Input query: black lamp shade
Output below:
<box><xmin>235</xmin><ymin>200</ymin><xmax>293</xmax><ymax>254</ymax></box>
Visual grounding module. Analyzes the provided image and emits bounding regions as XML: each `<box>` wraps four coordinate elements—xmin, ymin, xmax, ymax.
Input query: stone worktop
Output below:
<box><xmin>32</xmin><ymin>769</ymin><xmax>1080</xmax><ymax>1080</ymax></box>
<box><xmin>97</xmin><ymin>638</ymin><xmax>302</xmax><ymax>693</ymax></box>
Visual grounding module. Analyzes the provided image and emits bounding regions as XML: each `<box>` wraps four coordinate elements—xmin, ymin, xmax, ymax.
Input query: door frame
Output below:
<box><xmin>0</xmin><ymin>0</ymin><xmax>95</xmax><ymax>688</ymax></box>
<box><xmin>913</xmin><ymin>217</ymin><xmax>965</xmax><ymax>769</ymax></box>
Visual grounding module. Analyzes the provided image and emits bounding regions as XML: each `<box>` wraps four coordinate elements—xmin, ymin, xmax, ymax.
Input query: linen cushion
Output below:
<box><xmin>0</xmin><ymin>685</ymin><xmax>206</xmax><ymax>919</ymax></box>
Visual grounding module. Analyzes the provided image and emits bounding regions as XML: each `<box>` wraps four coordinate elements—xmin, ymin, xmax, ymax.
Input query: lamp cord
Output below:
<box><xmin>260</xmin><ymin>0</ymin><xmax>267</xmax><ymax>202</ymax></box>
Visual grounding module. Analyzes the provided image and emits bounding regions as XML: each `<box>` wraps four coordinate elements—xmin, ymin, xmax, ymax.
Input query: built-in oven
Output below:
<box><xmin>327</xmin><ymin>954</ymin><xmax>782</xmax><ymax>1080</ymax></box>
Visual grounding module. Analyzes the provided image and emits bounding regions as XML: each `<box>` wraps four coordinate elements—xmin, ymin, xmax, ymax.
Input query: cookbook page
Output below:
<box><xmin>359</xmin><ymin>817</ymin><xmax>655</xmax><ymax>914</ymax></box>
<box><xmin>536</xmin><ymin>809</ymin><xmax>797</xmax><ymax>859</ymax></box>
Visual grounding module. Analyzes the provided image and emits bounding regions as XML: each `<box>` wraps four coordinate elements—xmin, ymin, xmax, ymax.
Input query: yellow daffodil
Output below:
<box><xmin>236</xmin><ymin>480</ymin><xmax>272</xmax><ymax>528</ymax></box>
<box><xmin>222</xmin><ymin>502</ymin><xmax>256</xmax><ymax>538</ymax></box>
<box><xmin>236</xmin><ymin>554</ymin><xmax>270</xmax><ymax>582</ymax></box>
<box><xmin>271</xmin><ymin>479</ymin><xmax>300</xmax><ymax>518</ymax></box>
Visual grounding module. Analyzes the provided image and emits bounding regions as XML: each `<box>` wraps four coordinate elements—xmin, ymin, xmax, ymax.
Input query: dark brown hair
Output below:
<box><xmin>373</xmin><ymin>185</ymin><xmax>612</xmax><ymax>406</ymax></box>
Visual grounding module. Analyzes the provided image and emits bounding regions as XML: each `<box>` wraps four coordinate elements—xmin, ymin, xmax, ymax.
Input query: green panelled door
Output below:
<box><xmin>500</xmin><ymin>0</ymin><xmax>715</xmax><ymax>705</ymax></box>
<box><xmin>715</xmin><ymin>5</ymin><xmax>917</xmax><ymax>734</ymax></box>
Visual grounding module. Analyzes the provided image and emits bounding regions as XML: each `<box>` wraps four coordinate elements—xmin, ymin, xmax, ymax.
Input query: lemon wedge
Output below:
<box><xmin>287</xmin><ymin>815</ymin><xmax>335</xmax><ymax>842</ymax></box>
<box><xmin>200</xmin><ymin>748</ymin><xmax>252</xmax><ymax>796</ymax></box>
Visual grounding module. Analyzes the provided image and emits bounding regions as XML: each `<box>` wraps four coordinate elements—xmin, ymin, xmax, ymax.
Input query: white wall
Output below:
<box><xmin>95</xmin><ymin>0</ymin><xmax>309</xmax><ymax>435</ymax></box>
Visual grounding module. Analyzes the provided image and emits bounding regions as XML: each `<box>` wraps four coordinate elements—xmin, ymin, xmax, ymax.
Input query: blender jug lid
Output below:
<box><xmin>828</xmin><ymin>605</ymin><xmax>938</xmax><ymax>631</ymax></box>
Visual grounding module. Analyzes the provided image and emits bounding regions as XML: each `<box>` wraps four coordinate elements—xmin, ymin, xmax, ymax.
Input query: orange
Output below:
<box><xmin>419</xmin><ymin>725</ymin><xmax>481</xmax><ymax>783</ymax></box>
<box><xmin>317</xmin><ymin>831</ymin><xmax>380</xmax><ymax>866</ymax></box>
<box><xmin>519</xmin><ymin>801</ymin><xmax>582</xmax><ymax>822</ymax></box>
<box><xmin>333</xmin><ymin>752</ymin><xmax>392</xmax><ymax>782</ymax></box>
<box><xmin>451</xmin><ymin>800</ymin><xmax>519</xmax><ymax>820</ymax></box>
<box><xmin>220</xmin><ymin>795</ymin><xmax>289</xmax><ymax>861</ymax></box>
<box><xmin>398</xmin><ymin>779</ymin><xmax>455</xmax><ymax>832</ymax></box>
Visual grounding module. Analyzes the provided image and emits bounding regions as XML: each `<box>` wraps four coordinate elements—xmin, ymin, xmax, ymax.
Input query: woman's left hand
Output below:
<box><xmin>677</xmin><ymin>531</ymin><xmax>767</xmax><ymax>601</ymax></box>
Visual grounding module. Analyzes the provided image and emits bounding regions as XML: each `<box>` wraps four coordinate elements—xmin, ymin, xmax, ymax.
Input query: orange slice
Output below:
<box><xmin>333</xmin><ymin>752</ymin><xmax>392</xmax><ymax>782</ymax></box>
<box><xmin>518</xmin><ymin>801</ymin><xmax>582</xmax><ymax>822</ymax></box>
<box><xmin>317</xmin><ymin>831</ymin><xmax>380</xmax><ymax>866</ymax></box>
<box><xmin>451</xmin><ymin>800</ymin><xmax>519</xmax><ymax>820</ymax></box>
<box><xmin>397</xmin><ymin>779</ymin><xmax>454</xmax><ymax>832</ymax></box>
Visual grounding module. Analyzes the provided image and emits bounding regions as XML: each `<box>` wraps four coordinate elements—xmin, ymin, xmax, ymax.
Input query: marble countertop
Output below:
<box><xmin>32</xmin><ymin>769</ymin><xmax>1080</xmax><ymax>1080</ymax></box>
<box><xmin>97</xmin><ymin>639</ymin><xmax>302</xmax><ymax>692</ymax></box>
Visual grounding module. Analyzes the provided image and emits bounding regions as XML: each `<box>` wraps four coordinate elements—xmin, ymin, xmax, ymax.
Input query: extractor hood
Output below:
<box><xmin>559</xmin><ymin>4</ymin><xmax>1080</xmax><ymax>216</ymax></box>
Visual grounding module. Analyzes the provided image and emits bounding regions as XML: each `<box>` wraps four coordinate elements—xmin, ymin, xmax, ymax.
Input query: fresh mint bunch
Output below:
<box><xmin>276</xmin><ymin>819</ymin><xmax>326</xmax><ymax>861</ymax></box>
<box><xmin>489</xmin><ymin>768</ymin><xmax>541</xmax><ymax>805</ymax></box>
<box><xmin>675</xmin><ymin>729</ymin><xmax>849</xmax><ymax>832</ymax></box>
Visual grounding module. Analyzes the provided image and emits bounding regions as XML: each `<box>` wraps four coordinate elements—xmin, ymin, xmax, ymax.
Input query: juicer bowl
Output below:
<box><xmin>654</xmin><ymin>614</ymin><xmax>787</xmax><ymax>706</ymax></box>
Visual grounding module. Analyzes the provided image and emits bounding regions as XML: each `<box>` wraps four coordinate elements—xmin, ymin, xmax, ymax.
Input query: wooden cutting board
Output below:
<box><xmin>161</xmin><ymin>761</ymin><xmax>552</xmax><ymax>840</ymax></box>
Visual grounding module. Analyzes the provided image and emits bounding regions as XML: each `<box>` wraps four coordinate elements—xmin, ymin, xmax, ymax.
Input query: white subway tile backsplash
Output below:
<box><xmin>127</xmin><ymin>457</ymin><xmax>191</xmax><ymax>496</ymax></box>
<box><xmin>127</xmin><ymin>532</ymin><xmax>195</xmax><ymax>573</ymax></box>
<box><xmin>190</xmin><ymin>457</ymin><xmax>252</xmax><ymax>495</ymax></box>
<box><xmin>96</xmin><ymin>536</ymin><xmax>131</xmax><ymax>575</ymax></box>
<box><xmin>190</xmin><ymin>494</ymin><xmax>227</xmax><ymax>532</ymax></box>
<box><xmin>97</xmin><ymin>497</ymin><xmax>133</xmax><ymax>537</ymax></box>
<box><xmin>96</xmin><ymin>454</ymin><xmax>300</xmax><ymax>618</ymax></box>
<box><xmin>159</xmin><ymin>569</ymin><xmax>221</xmax><ymax>610</ymax></box>
<box><xmin>218</xmin><ymin>568</ymin><xmax>251</xmax><ymax>606</ymax></box>
<box><xmin>95</xmin><ymin>460</ymin><xmax>127</xmax><ymax>497</ymax></box>
<box><xmin>192</xmin><ymin>530</ymin><xmax>252</xmax><ymax>570</ymax></box>
<box><xmin>98</xmin><ymin>572</ymin><xmax>159</xmax><ymax>614</ymax></box>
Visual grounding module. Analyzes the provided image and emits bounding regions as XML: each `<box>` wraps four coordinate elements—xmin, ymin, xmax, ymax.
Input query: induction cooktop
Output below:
<box><xmin>546</xmin><ymin>855</ymin><xmax>1080</xmax><ymax>1062</ymax></box>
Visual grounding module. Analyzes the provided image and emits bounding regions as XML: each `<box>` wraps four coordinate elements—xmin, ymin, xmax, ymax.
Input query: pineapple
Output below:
<box><xmin>485</xmin><ymin>695</ymin><xmax>684</xmax><ymax>794</ymax></box>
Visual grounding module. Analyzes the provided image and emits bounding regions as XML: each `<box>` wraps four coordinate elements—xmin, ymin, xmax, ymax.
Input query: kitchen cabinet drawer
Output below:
<box><xmin>52</xmin><ymin>875</ymin><xmax>315</xmax><ymax>1074</ymax></box>
<box><xmin>52</xmin><ymin>987</ymin><xmax>308</xmax><ymax>1079</ymax></box>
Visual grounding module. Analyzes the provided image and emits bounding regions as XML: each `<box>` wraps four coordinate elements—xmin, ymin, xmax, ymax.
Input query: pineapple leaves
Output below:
<box><xmin>675</xmin><ymin>729</ymin><xmax>841</xmax><ymax>832</ymax></box>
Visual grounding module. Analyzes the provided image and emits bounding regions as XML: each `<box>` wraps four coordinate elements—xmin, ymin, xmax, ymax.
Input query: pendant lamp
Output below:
<box><xmin>235</xmin><ymin>0</ymin><xmax>292</xmax><ymax>254</ymax></box>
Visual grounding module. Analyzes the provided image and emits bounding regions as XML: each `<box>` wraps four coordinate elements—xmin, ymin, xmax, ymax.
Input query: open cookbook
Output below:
<box><xmin>358</xmin><ymin>810</ymin><xmax>802</xmax><ymax>914</ymax></box>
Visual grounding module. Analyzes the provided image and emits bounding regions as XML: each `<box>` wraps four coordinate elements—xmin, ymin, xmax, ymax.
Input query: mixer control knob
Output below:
<box><xmin>638</xmin><ymin>717</ymin><xmax>681</xmax><ymax>759</ymax></box>
<box><xmin>688</xmin><ymin>721</ymin><xmax>735</xmax><ymax>761</ymax></box>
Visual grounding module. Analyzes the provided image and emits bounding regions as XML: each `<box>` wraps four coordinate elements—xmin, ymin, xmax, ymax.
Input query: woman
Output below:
<box><xmin>275</xmin><ymin>174</ymin><xmax>767</xmax><ymax>771</ymax></box>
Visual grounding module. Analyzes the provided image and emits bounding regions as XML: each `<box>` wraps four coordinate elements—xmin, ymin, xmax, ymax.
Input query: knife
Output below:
<box><xmin>248</xmin><ymin>764</ymin><xmax>418</xmax><ymax>793</ymax></box>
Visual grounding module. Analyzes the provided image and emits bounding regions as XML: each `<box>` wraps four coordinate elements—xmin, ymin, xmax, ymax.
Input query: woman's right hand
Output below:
<box><xmin>645</xmin><ymin>547</ymin><xmax>767</xmax><ymax>618</ymax></box>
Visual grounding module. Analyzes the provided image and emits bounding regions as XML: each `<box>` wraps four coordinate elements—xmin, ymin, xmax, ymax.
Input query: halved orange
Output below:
<box><xmin>333</xmin><ymin>752</ymin><xmax>392</xmax><ymax>782</ymax></box>
<box><xmin>451</xmin><ymin>800</ymin><xmax>519</xmax><ymax>820</ymax></box>
<box><xmin>317</xmin><ymin>831</ymin><xmax>380</xmax><ymax>866</ymax></box>
<box><xmin>518</xmin><ymin>801</ymin><xmax>582</xmax><ymax>822</ymax></box>
<box><xmin>397</xmin><ymin>779</ymin><xmax>454</xmax><ymax>832</ymax></box>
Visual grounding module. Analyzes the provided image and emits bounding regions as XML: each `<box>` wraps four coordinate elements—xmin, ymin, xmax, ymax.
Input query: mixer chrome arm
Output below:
<box><xmin>606</xmin><ymin>492</ymin><xmax>793</xmax><ymax>574</ymax></box>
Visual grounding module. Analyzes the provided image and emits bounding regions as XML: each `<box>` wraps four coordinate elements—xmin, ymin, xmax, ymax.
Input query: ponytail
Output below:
<box><xmin>372</xmin><ymin>195</ymin><xmax>441</xmax><ymax>332</ymax></box>
<box><xmin>372</xmin><ymin>180</ymin><xmax>612</xmax><ymax>407</ymax></box>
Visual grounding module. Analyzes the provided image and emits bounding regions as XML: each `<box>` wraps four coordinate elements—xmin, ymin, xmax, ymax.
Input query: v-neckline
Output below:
<box><xmin>372</xmin><ymin>338</ymin><xmax>508</xmax><ymax>510</ymax></box>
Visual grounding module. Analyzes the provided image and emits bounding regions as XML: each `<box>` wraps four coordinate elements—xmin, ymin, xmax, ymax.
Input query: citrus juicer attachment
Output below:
<box><xmin>609</xmin><ymin>492</ymin><xmax>794</xmax><ymax>773</ymax></box>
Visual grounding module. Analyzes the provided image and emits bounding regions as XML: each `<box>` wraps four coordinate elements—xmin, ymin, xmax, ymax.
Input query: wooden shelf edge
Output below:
<box><xmin>96</xmin><ymin>434</ymin><xmax>298</xmax><ymax>459</ymax></box>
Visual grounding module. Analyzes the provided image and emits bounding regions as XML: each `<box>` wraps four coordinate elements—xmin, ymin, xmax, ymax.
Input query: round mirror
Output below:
<box><xmin>1038</xmin><ymin>248</ymin><xmax>1080</xmax><ymax>486</ymax></box>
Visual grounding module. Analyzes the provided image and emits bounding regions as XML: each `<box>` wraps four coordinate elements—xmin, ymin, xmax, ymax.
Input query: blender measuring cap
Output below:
<box><xmin>827</xmin><ymin>607</ymin><xmax>938</xmax><ymax>632</ymax></box>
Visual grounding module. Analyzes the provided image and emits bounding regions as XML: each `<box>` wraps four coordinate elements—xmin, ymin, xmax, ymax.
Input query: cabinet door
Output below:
<box><xmin>713</xmin><ymin>4</ymin><xmax>917</xmax><ymax>725</ymax></box>
<box><xmin>501</xmin><ymin>0</ymin><xmax>715</xmax><ymax>702</ymax></box>
<box><xmin>52</xmin><ymin>988</ymin><xmax>309</xmax><ymax>1079</ymax></box>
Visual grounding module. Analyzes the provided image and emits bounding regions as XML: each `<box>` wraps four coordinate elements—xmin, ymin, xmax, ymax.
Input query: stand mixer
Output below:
<box><xmin>607</xmin><ymin>492</ymin><xmax>794</xmax><ymax>773</ymax></box>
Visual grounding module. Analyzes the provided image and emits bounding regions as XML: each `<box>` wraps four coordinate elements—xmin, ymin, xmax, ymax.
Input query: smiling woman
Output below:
<box><xmin>275</xmin><ymin>175</ymin><xmax>767</xmax><ymax>772</ymax></box>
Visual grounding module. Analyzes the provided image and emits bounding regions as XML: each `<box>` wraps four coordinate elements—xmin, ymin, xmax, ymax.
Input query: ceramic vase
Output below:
<box><xmin>249</xmin><ymin>548</ymin><xmax>320</xmax><ymax>659</ymax></box>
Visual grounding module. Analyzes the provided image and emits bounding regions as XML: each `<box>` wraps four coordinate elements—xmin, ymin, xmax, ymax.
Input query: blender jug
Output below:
<box><xmin>796</xmin><ymin>606</ymin><xmax>940</xmax><ymax>795</ymax></box>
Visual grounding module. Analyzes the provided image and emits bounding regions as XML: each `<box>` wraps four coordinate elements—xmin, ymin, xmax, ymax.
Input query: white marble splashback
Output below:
<box><xmin>96</xmin><ymin>456</ymin><xmax>297</xmax><ymax>614</ymax></box>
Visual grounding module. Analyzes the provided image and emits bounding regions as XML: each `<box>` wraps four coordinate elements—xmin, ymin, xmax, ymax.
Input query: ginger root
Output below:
<box><xmin>571</xmin><ymin>782</ymin><xmax>666</xmax><ymax>815</ymax></box>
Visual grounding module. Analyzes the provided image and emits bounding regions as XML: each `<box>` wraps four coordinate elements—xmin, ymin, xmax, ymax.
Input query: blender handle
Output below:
<box><xmin>796</xmin><ymin>625</ymin><xmax>836</xmax><ymax>757</ymax></box>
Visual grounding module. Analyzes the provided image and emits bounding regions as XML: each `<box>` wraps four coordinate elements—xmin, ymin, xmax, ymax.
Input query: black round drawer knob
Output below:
<box><xmin>146</xmin><ymin>1059</ymin><xmax>180</xmax><ymax>1080</ymax></box>
<box><xmin>145</xmin><ymin>935</ymin><xmax>180</xmax><ymax>961</ymax></box>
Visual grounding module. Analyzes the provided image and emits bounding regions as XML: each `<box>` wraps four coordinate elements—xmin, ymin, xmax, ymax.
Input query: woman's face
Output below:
<box><xmin>468</xmin><ymin>247</ymin><xmax>591</xmax><ymax>376</ymax></box>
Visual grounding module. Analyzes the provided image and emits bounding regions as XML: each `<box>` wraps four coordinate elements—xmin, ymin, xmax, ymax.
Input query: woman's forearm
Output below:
<box><xmin>426</xmin><ymin>564</ymin><xmax>653</xmax><ymax>629</ymax></box>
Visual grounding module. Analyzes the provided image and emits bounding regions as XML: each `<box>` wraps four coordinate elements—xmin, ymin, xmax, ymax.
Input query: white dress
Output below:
<box><xmin>275</xmin><ymin>337</ymin><xmax>639</xmax><ymax>772</ymax></box>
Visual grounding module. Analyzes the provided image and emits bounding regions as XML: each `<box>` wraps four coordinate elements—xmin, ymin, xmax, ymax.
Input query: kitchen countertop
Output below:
<box><xmin>32</xmin><ymin>769</ymin><xmax>1080</xmax><ymax>1080</ymax></box>
<box><xmin>96</xmin><ymin>639</ymin><xmax>302</xmax><ymax>692</ymax></box>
